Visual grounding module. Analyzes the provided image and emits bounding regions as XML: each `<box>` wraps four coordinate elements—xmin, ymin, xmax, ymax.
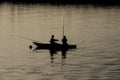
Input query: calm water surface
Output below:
<box><xmin>0</xmin><ymin>3</ymin><xmax>120</xmax><ymax>80</ymax></box>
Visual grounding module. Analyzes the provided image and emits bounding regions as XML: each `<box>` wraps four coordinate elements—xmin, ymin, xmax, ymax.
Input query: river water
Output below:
<box><xmin>0</xmin><ymin>3</ymin><xmax>120</xmax><ymax>80</ymax></box>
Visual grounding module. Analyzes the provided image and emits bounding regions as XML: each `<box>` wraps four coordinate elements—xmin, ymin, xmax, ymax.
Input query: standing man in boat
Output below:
<box><xmin>50</xmin><ymin>35</ymin><xmax>58</xmax><ymax>45</ymax></box>
<box><xmin>50</xmin><ymin>35</ymin><xmax>58</xmax><ymax>59</ymax></box>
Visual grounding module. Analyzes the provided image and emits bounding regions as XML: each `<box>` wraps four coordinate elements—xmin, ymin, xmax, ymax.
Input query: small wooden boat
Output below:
<box><xmin>32</xmin><ymin>16</ymin><xmax>77</xmax><ymax>51</ymax></box>
<box><xmin>33</xmin><ymin>41</ymin><xmax>77</xmax><ymax>51</ymax></box>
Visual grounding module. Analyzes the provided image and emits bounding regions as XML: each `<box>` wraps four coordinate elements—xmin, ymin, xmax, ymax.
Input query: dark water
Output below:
<box><xmin>0</xmin><ymin>3</ymin><xmax>120</xmax><ymax>80</ymax></box>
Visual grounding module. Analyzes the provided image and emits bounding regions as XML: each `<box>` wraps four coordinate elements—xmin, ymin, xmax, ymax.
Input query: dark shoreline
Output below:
<box><xmin>0</xmin><ymin>0</ymin><xmax>120</xmax><ymax>5</ymax></box>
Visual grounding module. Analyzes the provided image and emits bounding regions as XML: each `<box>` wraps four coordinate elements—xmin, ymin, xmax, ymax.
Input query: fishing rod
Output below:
<box><xmin>62</xmin><ymin>14</ymin><xmax>65</xmax><ymax>37</ymax></box>
<box><xmin>13</xmin><ymin>34</ymin><xmax>40</xmax><ymax>43</ymax></box>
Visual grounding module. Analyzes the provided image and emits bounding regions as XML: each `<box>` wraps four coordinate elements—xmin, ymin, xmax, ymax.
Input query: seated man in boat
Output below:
<box><xmin>62</xmin><ymin>36</ymin><xmax>68</xmax><ymax>45</ymax></box>
<box><xmin>62</xmin><ymin>35</ymin><xmax>68</xmax><ymax>51</ymax></box>
<box><xmin>50</xmin><ymin>35</ymin><xmax>58</xmax><ymax>45</ymax></box>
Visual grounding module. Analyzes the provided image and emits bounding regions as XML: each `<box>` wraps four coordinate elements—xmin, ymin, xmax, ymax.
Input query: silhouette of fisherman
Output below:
<box><xmin>50</xmin><ymin>35</ymin><xmax>58</xmax><ymax>45</ymax></box>
<box><xmin>49</xmin><ymin>35</ymin><xmax>58</xmax><ymax>59</ymax></box>
<box><xmin>61</xmin><ymin>36</ymin><xmax>68</xmax><ymax>59</ymax></box>
<box><xmin>62</xmin><ymin>36</ymin><xmax>68</xmax><ymax>45</ymax></box>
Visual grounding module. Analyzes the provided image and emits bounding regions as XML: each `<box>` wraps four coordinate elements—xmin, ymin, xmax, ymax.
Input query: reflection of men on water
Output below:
<box><xmin>49</xmin><ymin>35</ymin><xmax>68</xmax><ymax>59</ymax></box>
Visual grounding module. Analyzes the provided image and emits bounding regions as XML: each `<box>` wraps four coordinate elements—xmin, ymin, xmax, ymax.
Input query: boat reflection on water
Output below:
<box><xmin>50</xmin><ymin>48</ymin><xmax>67</xmax><ymax>60</ymax></box>
<box><xmin>49</xmin><ymin>49</ymin><xmax>67</xmax><ymax>67</ymax></box>
<box><xmin>30</xmin><ymin>41</ymin><xmax>76</xmax><ymax>59</ymax></box>
<box><xmin>30</xmin><ymin>43</ymin><xmax>68</xmax><ymax>60</ymax></box>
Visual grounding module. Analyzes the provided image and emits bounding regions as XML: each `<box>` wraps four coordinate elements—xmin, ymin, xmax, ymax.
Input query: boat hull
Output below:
<box><xmin>33</xmin><ymin>42</ymin><xmax>77</xmax><ymax>50</ymax></box>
